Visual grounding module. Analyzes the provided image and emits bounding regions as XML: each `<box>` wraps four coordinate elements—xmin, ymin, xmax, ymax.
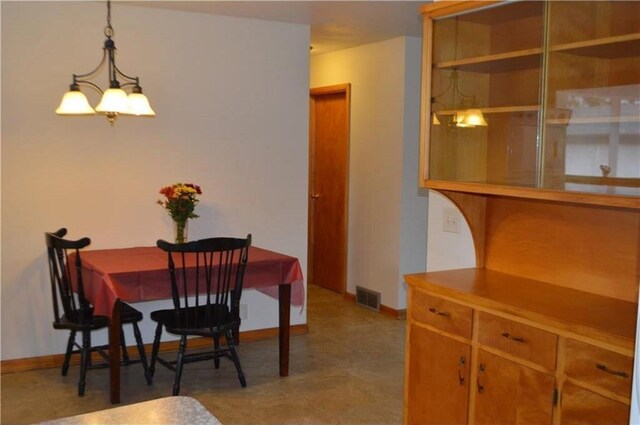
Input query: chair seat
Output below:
<box><xmin>53</xmin><ymin>302</ymin><xmax>143</xmax><ymax>331</ymax></box>
<box><xmin>118</xmin><ymin>301</ymin><xmax>144</xmax><ymax>323</ymax></box>
<box><xmin>53</xmin><ymin>314</ymin><xmax>109</xmax><ymax>331</ymax></box>
<box><xmin>150</xmin><ymin>305</ymin><xmax>236</xmax><ymax>336</ymax></box>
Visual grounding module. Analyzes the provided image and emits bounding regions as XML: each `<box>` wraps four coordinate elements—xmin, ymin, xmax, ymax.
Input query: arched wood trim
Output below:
<box><xmin>437</xmin><ymin>189</ymin><xmax>487</xmax><ymax>268</ymax></box>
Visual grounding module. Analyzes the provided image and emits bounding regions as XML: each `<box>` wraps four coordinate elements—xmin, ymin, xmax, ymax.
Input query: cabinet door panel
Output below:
<box><xmin>561</xmin><ymin>382</ymin><xmax>629</xmax><ymax>425</ymax></box>
<box><xmin>406</xmin><ymin>324</ymin><xmax>470</xmax><ymax>425</ymax></box>
<box><xmin>475</xmin><ymin>350</ymin><xmax>554</xmax><ymax>425</ymax></box>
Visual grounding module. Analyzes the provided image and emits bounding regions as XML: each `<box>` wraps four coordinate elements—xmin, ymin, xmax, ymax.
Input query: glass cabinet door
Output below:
<box><xmin>428</xmin><ymin>1</ymin><xmax>545</xmax><ymax>187</ymax></box>
<box><xmin>543</xmin><ymin>1</ymin><xmax>640</xmax><ymax>197</ymax></box>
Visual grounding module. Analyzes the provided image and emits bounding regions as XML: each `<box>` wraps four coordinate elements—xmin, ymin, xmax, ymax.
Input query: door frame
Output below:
<box><xmin>308</xmin><ymin>83</ymin><xmax>351</xmax><ymax>294</ymax></box>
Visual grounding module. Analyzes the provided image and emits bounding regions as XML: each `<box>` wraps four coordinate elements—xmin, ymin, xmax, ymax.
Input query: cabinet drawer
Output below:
<box><xmin>478</xmin><ymin>312</ymin><xmax>557</xmax><ymax>370</ymax></box>
<box><xmin>411</xmin><ymin>290</ymin><xmax>473</xmax><ymax>339</ymax></box>
<box><xmin>565</xmin><ymin>339</ymin><xmax>633</xmax><ymax>399</ymax></box>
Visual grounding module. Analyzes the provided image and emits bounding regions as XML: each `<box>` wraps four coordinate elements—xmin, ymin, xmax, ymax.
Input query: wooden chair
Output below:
<box><xmin>149</xmin><ymin>235</ymin><xmax>251</xmax><ymax>396</ymax></box>
<box><xmin>45</xmin><ymin>228</ymin><xmax>151</xmax><ymax>396</ymax></box>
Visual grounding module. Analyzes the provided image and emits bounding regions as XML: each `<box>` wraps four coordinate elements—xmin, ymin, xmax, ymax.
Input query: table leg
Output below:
<box><xmin>109</xmin><ymin>302</ymin><xmax>121</xmax><ymax>404</ymax></box>
<box><xmin>278</xmin><ymin>284</ymin><xmax>291</xmax><ymax>377</ymax></box>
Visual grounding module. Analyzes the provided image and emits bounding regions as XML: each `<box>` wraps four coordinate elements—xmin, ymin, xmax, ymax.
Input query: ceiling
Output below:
<box><xmin>123</xmin><ymin>1</ymin><xmax>427</xmax><ymax>55</ymax></box>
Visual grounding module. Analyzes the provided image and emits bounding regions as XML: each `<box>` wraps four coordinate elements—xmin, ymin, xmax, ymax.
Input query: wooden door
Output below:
<box><xmin>309</xmin><ymin>84</ymin><xmax>350</xmax><ymax>294</ymax></box>
<box><xmin>475</xmin><ymin>350</ymin><xmax>555</xmax><ymax>425</ymax></box>
<box><xmin>406</xmin><ymin>324</ymin><xmax>471</xmax><ymax>425</ymax></box>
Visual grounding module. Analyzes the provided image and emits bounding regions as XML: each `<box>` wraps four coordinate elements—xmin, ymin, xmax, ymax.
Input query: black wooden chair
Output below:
<box><xmin>149</xmin><ymin>235</ymin><xmax>251</xmax><ymax>396</ymax></box>
<box><xmin>45</xmin><ymin>228</ymin><xmax>151</xmax><ymax>396</ymax></box>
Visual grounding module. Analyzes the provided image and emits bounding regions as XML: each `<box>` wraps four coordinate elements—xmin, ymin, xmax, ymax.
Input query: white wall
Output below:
<box><xmin>425</xmin><ymin>191</ymin><xmax>476</xmax><ymax>272</ymax></box>
<box><xmin>310</xmin><ymin>37</ymin><xmax>427</xmax><ymax>310</ymax></box>
<box><xmin>398</xmin><ymin>36</ymin><xmax>428</xmax><ymax>310</ymax></box>
<box><xmin>1</xmin><ymin>2</ymin><xmax>310</xmax><ymax>360</ymax></box>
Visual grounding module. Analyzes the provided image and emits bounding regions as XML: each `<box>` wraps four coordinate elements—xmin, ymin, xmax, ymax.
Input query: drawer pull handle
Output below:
<box><xmin>458</xmin><ymin>356</ymin><xmax>466</xmax><ymax>385</ymax></box>
<box><xmin>428</xmin><ymin>307</ymin><xmax>450</xmax><ymax>317</ymax></box>
<box><xmin>477</xmin><ymin>364</ymin><xmax>485</xmax><ymax>393</ymax></box>
<box><xmin>501</xmin><ymin>332</ymin><xmax>526</xmax><ymax>343</ymax></box>
<box><xmin>596</xmin><ymin>363</ymin><xmax>629</xmax><ymax>379</ymax></box>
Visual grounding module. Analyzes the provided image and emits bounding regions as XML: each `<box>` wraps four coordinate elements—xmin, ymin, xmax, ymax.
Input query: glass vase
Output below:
<box><xmin>174</xmin><ymin>220</ymin><xmax>188</xmax><ymax>244</ymax></box>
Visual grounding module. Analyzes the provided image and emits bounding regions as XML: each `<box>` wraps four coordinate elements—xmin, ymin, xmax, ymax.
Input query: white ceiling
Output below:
<box><xmin>122</xmin><ymin>1</ymin><xmax>427</xmax><ymax>55</ymax></box>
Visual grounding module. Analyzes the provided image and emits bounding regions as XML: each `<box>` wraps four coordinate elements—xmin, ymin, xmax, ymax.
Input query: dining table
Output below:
<box><xmin>77</xmin><ymin>245</ymin><xmax>305</xmax><ymax>403</ymax></box>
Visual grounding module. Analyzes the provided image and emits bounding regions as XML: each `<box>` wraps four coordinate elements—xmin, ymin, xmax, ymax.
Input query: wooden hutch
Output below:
<box><xmin>404</xmin><ymin>1</ymin><xmax>640</xmax><ymax>424</ymax></box>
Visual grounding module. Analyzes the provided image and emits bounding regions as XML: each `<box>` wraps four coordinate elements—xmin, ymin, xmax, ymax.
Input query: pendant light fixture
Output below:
<box><xmin>431</xmin><ymin>68</ymin><xmax>487</xmax><ymax>128</ymax></box>
<box><xmin>430</xmin><ymin>16</ymin><xmax>486</xmax><ymax>129</ymax></box>
<box><xmin>56</xmin><ymin>0</ymin><xmax>155</xmax><ymax>125</ymax></box>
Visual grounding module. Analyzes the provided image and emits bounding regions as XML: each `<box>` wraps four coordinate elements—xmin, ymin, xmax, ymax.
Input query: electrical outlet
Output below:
<box><xmin>240</xmin><ymin>304</ymin><xmax>248</xmax><ymax>320</ymax></box>
<box><xmin>442</xmin><ymin>207</ymin><xmax>461</xmax><ymax>233</ymax></box>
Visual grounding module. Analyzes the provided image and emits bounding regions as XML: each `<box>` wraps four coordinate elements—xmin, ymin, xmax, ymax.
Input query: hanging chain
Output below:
<box><xmin>104</xmin><ymin>0</ymin><xmax>114</xmax><ymax>38</ymax></box>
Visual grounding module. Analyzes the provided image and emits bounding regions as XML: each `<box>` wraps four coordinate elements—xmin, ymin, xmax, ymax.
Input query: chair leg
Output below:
<box><xmin>132</xmin><ymin>321</ymin><xmax>152</xmax><ymax>385</ymax></box>
<box><xmin>213</xmin><ymin>334</ymin><xmax>221</xmax><ymax>369</ymax></box>
<box><xmin>149</xmin><ymin>322</ymin><xmax>163</xmax><ymax>379</ymax></box>
<box><xmin>62</xmin><ymin>330</ymin><xmax>76</xmax><ymax>376</ymax></box>
<box><xmin>78</xmin><ymin>330</ymin><xmax>91</xmax><ymax>396</ymax></box>
<box><xmin>173</xmin><ymin>336</ymin><xmax>188</xmax><ymax>396</ymax></box>
<box><xmin>225</xmin><ymin>329</ymin><xmax>246</xmax><ymax>387</ymax></box>
<box><xmin>120</xmin><ymin>326</ymin><xmax>130</xmax><ymax>365</ymax></box>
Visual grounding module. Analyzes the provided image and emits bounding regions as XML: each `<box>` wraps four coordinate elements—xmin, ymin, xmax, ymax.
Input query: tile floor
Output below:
<box><xmin>1</xmin><ymin>285</ymin><xmax>406</xmax><ymax>424</ymax></box>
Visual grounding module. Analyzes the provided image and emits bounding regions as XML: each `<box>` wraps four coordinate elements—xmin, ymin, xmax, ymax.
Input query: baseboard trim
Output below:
<box><xmin>0</xmin><ymin>324</ymin><xmax>309</xmax><ymax>375</ymax></box>
<box><xmin>344</xmin><ymin>291</ymin><xmax>406</xmax><ymax>319</ymax></box>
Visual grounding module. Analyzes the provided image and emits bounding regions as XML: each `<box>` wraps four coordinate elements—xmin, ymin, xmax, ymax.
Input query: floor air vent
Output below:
<box><xmin>356</xmin><ymin>286</ymin><xmax>381</xmax><ymax>312</ymax></box>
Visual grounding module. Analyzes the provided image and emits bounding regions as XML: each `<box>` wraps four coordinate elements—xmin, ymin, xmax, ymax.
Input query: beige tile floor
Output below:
<box><xmin>1</xmin><ymin>285</ymin><xmax>406</xmax><ymax>424</ymax></box>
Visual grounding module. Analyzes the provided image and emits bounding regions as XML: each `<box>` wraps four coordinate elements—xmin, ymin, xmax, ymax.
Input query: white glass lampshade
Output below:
<box><xmin>95</xmin><ymin>88</ymin><xmax>130</xmax><ymax>114</ymax></box>
<box><xmin>459</xmin><ymin>109</ymin><xmax>488</xmax><ymax>127</ymax></box>
<box><xmin>432</xmin><ymin>113</ymin><xmax>441</xmax><ymax>125</ymax></box>
<box><xmin>127</xmin><ymin>92</ymin><xmax>156</xmax><ymax>116</ymax></box>
<box><xmin>55</xmin><ymin>90</ymin><xmax>95</xmax><ymax>115</ymax></box>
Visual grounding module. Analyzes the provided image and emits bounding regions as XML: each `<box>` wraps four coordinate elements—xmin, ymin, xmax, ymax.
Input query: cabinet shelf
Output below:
<box><xmin>436</xmin><ymin>105</ymin><xmax>539</xmax><ymax>116</ymax></box>
<box><xmin>546</xmin><ymin>115</ymin><xmax>640</xmax><ymax>125</ymax></box>
<box><xmin>565</xmin><ymin>175</ymin><xmax>640</xmax><ymax>189</ymax></box>
<box><xmin>434</xmin><ymin>48</ymin><xmax>542</xmax><ymax>73</ymax></box>
<box><xmin>425</xmin><ymin>180</ymin><xmax>640</xmax><ymax>209</ymax></box>
<box><xmin>550</xmin><ymin>33</ymin><xmax>640</xmax><ymax>59</ymax></box>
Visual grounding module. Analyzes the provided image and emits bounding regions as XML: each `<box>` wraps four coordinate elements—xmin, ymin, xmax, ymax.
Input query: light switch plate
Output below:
<box><xmin>443</xmin><ymin>207</ymin><xmax>461</xmax><ymax>233</ymax></box>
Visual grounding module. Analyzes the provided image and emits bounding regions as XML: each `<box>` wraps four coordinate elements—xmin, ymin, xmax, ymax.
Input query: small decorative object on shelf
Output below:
<box><xmin>600</xmin><ymin>165</ymin><xmax>611</xmax><ymax>178</ymax></box>
<box><xmin>157</xmin><ymin>183</ymin><xmax>202</xmax><ymax>243</ymax></box>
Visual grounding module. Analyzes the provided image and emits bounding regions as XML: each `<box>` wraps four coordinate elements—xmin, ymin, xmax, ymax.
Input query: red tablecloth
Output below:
<box><xmin>77</xmin><ymin>246</ymin><xmax>305</xmax><ymax>317</ymax></box>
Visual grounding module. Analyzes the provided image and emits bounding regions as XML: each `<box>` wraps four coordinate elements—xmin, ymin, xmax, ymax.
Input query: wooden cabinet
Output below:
<box><xmin>406</xmin><ymin>324</ymin><xmax>470</xmax><ymax>425</ymax></box>
<box><xmin>408</xmin><ymin>2</ymin><xmax>640</xmax><ymax>423</ymax></box>
<box><xmin>560</xmin><ymin>383</ymin><xmax>630</xmax><ymax>425</ymax></box>
<box><xmin>475</xmin><ymin>350</ymin><xmax>555</xmax><ymax>425</ymax></box>
<box><xmin>403</xmin><ymin>272</ymin><xmax>637</xmax><ymax>425</ymax></box>
<box><xmin>544</xmin><ymin>1</ymin><xmax>640</xmax><ymax>194</ymax></box>
<box><xmin>406</xmin><ymin>290</ymin><xmax>472</xmax><ymax>425</ymax></box>
<box><xmin>427</xmin><ymin>1</ymin><xmax>544</xmax><ymax>189</ymax></box>
<box><xmin>560</xmin><ymin>340</ymin><xmax>633</xmax><ymax>425</ymax></box>
<box><xmin>564</xmin><ymin>339</ymin><xmax>633</xmax><ymax>399</ymax></box>
<box><xmin>420</xmin><ymin>0</ymin><xmax>640</xmax><ymax>207</ymax></box>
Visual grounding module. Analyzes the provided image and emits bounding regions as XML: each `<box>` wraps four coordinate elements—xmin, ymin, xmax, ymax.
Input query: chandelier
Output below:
<box><xmin>431</xmin><ymin>69</ymin><xmax>487</xmax><ymax>128</ymax></box>
<box><xmin>431</xmin><ymin>16</ymin><xmax>486</xmax><ymax>129</ymax></box>
<box><xmin>56</xmin><ymin>0</ymin><xmax>155</xmax><ymax>125</ymax></box>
